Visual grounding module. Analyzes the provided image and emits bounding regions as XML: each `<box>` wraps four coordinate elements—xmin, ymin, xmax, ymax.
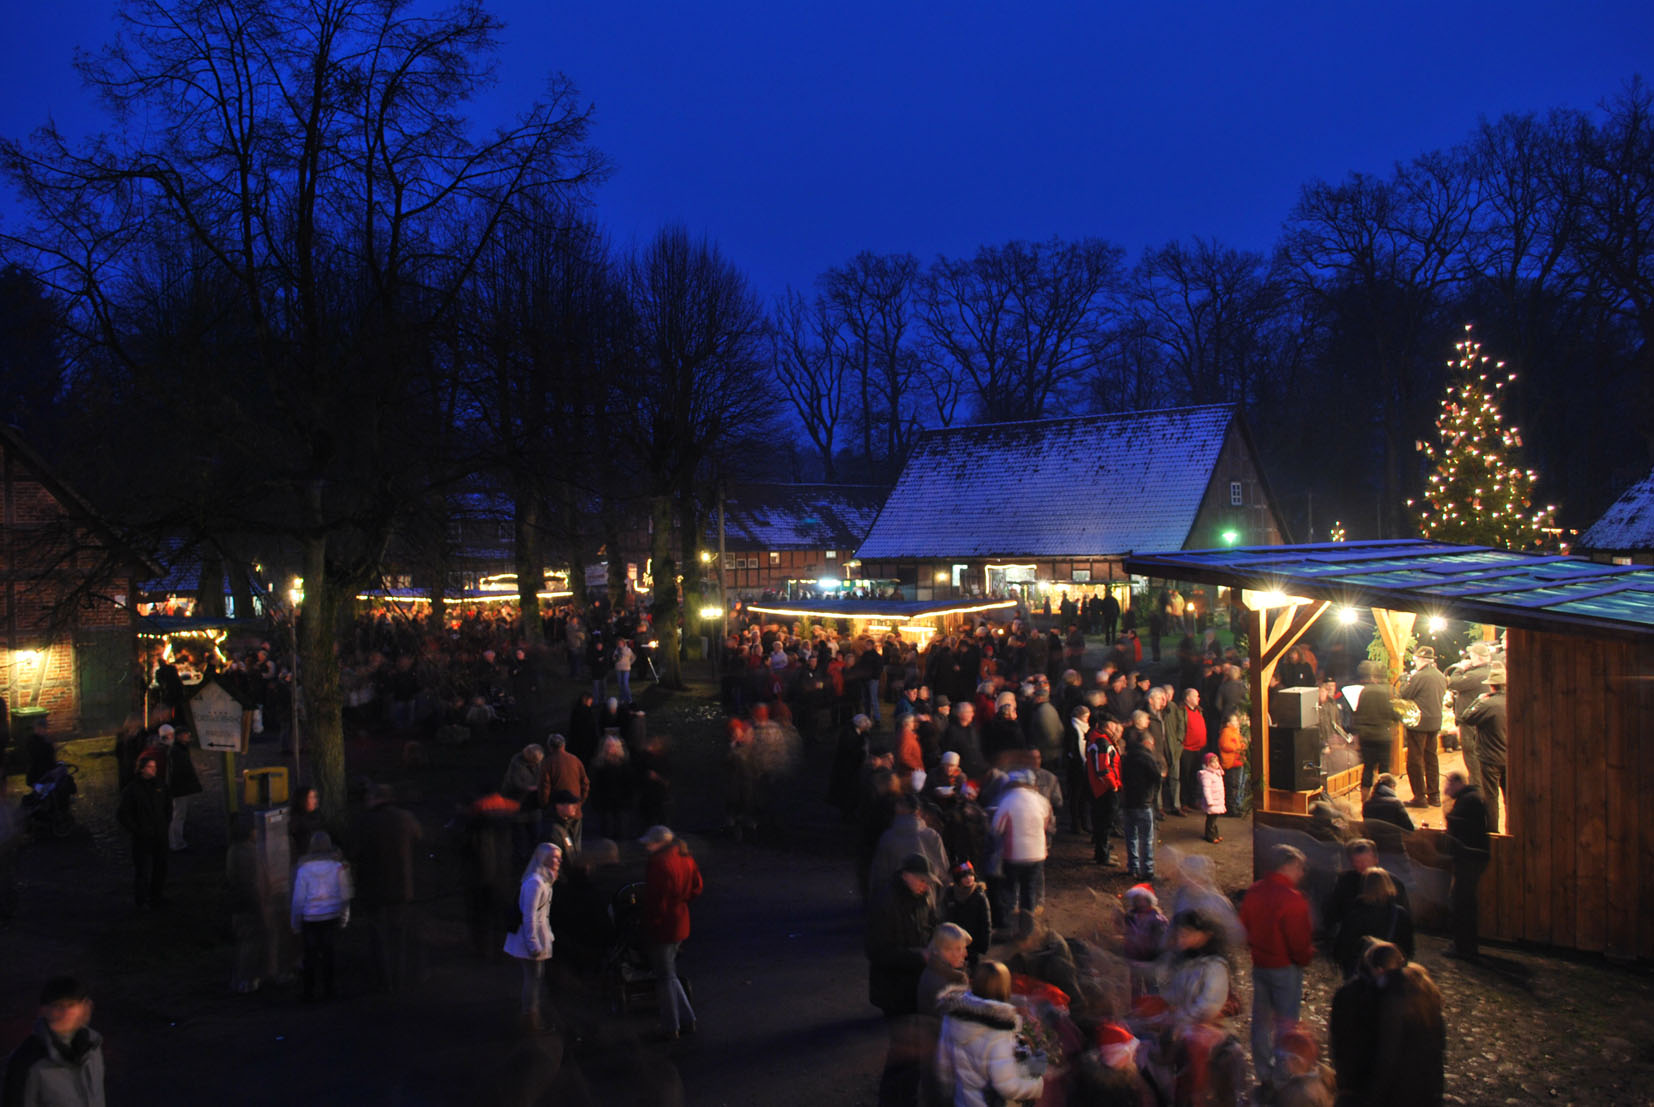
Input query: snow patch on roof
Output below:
<box><xmin>856</xmin><ymin>405</ymin><xmax>1236</xmax><ymax>559</ymax></box>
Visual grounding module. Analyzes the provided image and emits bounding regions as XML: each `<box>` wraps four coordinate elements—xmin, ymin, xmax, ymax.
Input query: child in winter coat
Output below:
<box><xmin>1198</xmin><ymin>753</ymin><xmax>1226</xmax><ymax>844</ymax></box>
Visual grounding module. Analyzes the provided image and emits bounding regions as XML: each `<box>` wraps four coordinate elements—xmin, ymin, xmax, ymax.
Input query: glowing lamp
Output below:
<box><xmin>1427</xmin><ymin>616</ymin><xmax>1447</xmax><ymax>634</ymax></box>
<box><xmin>698</xmin><ymin>605</ymin><xmax>723</xmax><ymax>620</ymax></box>
<box><xmin>1221</xmin><ymin>530</ymin><xmax>1240</xmax><ymax>546</ymax></box>
<box><xmin>1337</xmin><ymin>607</ymin><xmax>1358</xmax><ymax>627</ymax></box>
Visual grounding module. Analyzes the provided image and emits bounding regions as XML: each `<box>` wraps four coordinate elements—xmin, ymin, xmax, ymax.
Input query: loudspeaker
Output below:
<box><xmin>1270</xmin><ymin>686</ymin><xmax>1319</xmax><ymax>729</ymax></box>
<box><xmin>1268</xmin><ymin>726</ymin><xmax>1323</xmax><ymax>792</ymax></box>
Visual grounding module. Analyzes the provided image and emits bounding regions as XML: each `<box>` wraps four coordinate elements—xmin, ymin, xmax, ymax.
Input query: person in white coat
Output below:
<box><xmin>504</xmin><ymin>842</ymin><xmax>562</xmax><ymax>1029</ymax></box>
<box><xmin>613</xmin><ymin>640</ymin><xmax>636</xmax><ymax>705</ymax></box>
<box><xmin>934</xmin><ymin>959</ymin><xmax>1046</xmax><ymax>1107</ymax></box>
<box><xmin>990</xmin><ymin>770</ymin><xmax>1053</xmax><ymax>919</ymax></box>
<box><xmin>290</xmin><ymin>831</ymin><xmax>353</xmax><ymax>1001</ymax></box>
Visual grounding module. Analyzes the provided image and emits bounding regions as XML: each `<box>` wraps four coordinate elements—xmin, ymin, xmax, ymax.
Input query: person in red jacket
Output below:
<box><xmin>640</xmin><ymin>824</ymin><xmax>704</xmax><ymax>1040</ymax></box>
<box><xmin>1085</xmin><ymin>715</ymin><xmax>1124</xmax><ymax>866</ymax></box>
<box><xmin>1239</xmin><ymin>844</ymin><xmax>1314</xmax><ymax>1092</ymax></box>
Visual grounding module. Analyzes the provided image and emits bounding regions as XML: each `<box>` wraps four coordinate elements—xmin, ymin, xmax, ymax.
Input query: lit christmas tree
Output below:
<box><xmin>1412</xmin><ymin>325</ymin><xmax>1556</xmax><ymax>548</ymax></box>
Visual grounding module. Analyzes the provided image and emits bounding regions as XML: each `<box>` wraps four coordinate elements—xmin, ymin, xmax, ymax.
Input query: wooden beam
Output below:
<box><xmin>1370</xmin><ymin>607</ymin><xmax>1416</xmax><ymax>776</ymax></box>
<box><xmin>1259</xmin><ymin>600</ymin><xmax>1331</xmax><ymax>669</ymax></box>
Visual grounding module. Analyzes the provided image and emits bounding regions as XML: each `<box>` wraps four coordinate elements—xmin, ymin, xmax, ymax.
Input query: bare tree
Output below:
<box><xmin>1563</xmin><ymin>78</ymin><xmax>1654</xmax><ymax>461</ymax></box>
<box><xmin>623</xmin><ymin>226</ymin><xmax>771</xmax><ymax>688</ymax></box>
<box><xmin>0</xmin><ymin>0</ymin><xmax>601</xmax><ymax>816</ymax></box>
<box><xmin>1280</xmin><ymin>148</ymin><xmax>1480</xmax><ymax>535</ymax></box>
<box><xmin>823</xmin><ymin>252</ymin><xmax>920</xmax><ymax>472</ymax></box>
<box><xmin>919</xmin><ymin>237</ymin><xmax>1123</xmax><ymax>423</ymax></box>
<box><xmin>771</xmin><ymin>287</ymin><xmax>847</xmax><ymax>479</ymax></box>
<box><xmin>1128</xmin><ymin>237</ymin><xmax>1285</xmax><ymax>409</ymax></box>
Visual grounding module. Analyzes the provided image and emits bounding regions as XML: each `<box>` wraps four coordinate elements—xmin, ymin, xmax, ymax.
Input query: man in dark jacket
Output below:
<box><xmin>116</xmin><ymin>751</ymin><xmax>171</xmax><ymax>908</ymax></box>
<box><xmin>1457</xmin><ymin>663</ymin><xmax>1508</xmax><ymax>833</ymax></box>
<box><xmin>1350</xmin><ymin>661</ymin><xmax>1401</xmax><ymax>795</ymax></box>
<box><xmin>982</xmin><ymin>694</ymin><xmax>1026</xmax><ymax>765</ymax></box>
<box><xmin>1</xmin><ymin>976</ymin><xmax>105</xmax><ymax>1107</ymax></box>
<box><xmin>352</xmin><ymin>785</ymin><xmax>423</xmax><ymax>991</ymax></box>
<box><xmin>1120</xmin><ymin>730</ymin><xmax>1161</xmax><ymax>880</ymax></box>
<box><xmin>1446</xmin><ymin>642</ymin><xmax>1492</xmax><ymax>769</ymax></box>
<box><xmin>942</xmin><ymin>702</ymin><xmax>987</xmax><ymax>779</ymax></box>
<box><xmin>1442</xmin><ymin>770</ymin><xmax>1489</xmax><ymax>960</ymax></box>
<box><xmin>1397</xmin><ymin>647</ymin><xmax>1449</xmax><ymax>807</ymax></box>
<box><xmin>866</xmin><ymin>856</ymin><xmax>938</xmax><ymax>1107</ymax></box>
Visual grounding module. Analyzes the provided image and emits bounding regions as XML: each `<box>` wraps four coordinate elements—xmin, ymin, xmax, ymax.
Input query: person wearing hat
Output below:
<box><xmin>1446</xmin><ymin>641</ymin><xmax>1494</xmax><ymax>766</ymax></box>
<box><xmin>640</xmin><ymin>826</ymin><xmax>701</xmax><ymax>1040</ymax></box>
<box><xmin>1350</xmin><ymin>660</ymin><xmax>1404</xmax><ymax>798</ymax></box>
<box><xmin>116</xmin><ymin>748</ymin><xmax>172</xmax><ymax>908</ymax></box>
<box><xmin>1457</xmin><ymin>663</ymin><xmax>1507</xmax><ymax>832</ymax></box>
<box><xmin>1398</xmin><ymin>646</ymin><xmax>1449</xmax><ymax>807</ymax></box>
<box><xmin>941</xmin><ymin>861</ymin><xmax>992</xmax><ymax>961</ymax></box>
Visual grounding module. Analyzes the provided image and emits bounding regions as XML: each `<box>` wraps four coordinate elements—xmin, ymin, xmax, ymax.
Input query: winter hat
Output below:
<box><xmin>639</xmin><ymin>825</ymin><xmax>675</xmax><ymax>850</ymax></box>
<box><xmin>1414</xmin><ymin>646</ymin><xmax>1435</xmax><ymax>661</ymax></box>
<box><xmin>157</xmin><ymin>724</ymin><xmax>176</xmax><ymax>740</ymax></box>
<box><xmin>1122</xmin><ymin>883</ymin><xmax>1159</xmax><ymax>910</ymax></box>
<box><xmin>1487</xmin><ymin>663</ymin><xmax>1507</xmax><ymax>686</ymax></box>
<box><xmin>548</xmin><ymin>789</ymin><xmax>580</xmax><ymax>807</ymax></box>
<box><xmin>1276</xmin><ymin>1027</ymin><xmax>1319</xmax><ymax>1072</ymax></box>
<box><xmin>951</xmin><ymin>861</ymin><xmax>975</xmax><ymax>881</ymax></box>
<box><xmin>940</xmin><ymin>750</ymin><xmax>961</xmax><ymax>768</ymax></box>
<box><xmin>898</xmin><ymin>853</ymin><xmax>931</xmax><ymax>876</ymax></box>
<box><xmin>851</xmin><ymin>713</ymin><xmax>872</xmax><ymax>730</ymax></box>
<box><xmin>1096</xmin><ymin>1022</ymin><xmax>1139</xmax><ymax>1068</ymax></box>
<box><xmin>136</xmin><ymin>748</ymin><xmax>164</xmax><ymax>768</ymax></box>
<box><xmin>1204</xmin><ymin>752</ymin><xmax>1220</xmax><ymax>766</ymax></box>
<box><xmin>933</xmin><ymin>695</ymin><xmax>950</xmax><ymax>708</ymax></box>
<box><xmin>996</xmin><ymin>691</ymin><xmax>1017</xmax><ymax>711</ymax></box>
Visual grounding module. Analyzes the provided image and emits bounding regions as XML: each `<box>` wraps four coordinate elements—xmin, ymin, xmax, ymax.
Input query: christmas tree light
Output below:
<box><xmin>1416</xmin><ymin>325</ymin><xmax>1556</xmax><ymax>549</ymax></box>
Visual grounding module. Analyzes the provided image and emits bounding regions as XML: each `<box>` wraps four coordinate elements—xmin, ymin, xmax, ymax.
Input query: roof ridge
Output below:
<box><xmin>918</xmin><ymin>403</ymin><xmax>1235</xmax><ymax>437</ymax></box>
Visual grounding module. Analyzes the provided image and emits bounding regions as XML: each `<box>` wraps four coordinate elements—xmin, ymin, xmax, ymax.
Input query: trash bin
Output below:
<box><xmin>243</xmin><ymin>766</ymin><xmax>290</xmax><ymax>807</ymax></box>
<box><xmin>10</xmin><ymin>707</ymin><xmax>48</xmax><ymax>744</ymax></box>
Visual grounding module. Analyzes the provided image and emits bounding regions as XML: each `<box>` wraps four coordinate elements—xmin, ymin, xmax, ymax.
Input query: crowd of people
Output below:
<box><xmin>2</xmin><ymin>589</ymin><xmax>1508</xmax><ymax>1106</ymax></box>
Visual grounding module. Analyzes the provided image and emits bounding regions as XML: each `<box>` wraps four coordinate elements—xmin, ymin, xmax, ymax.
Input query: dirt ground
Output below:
<box><xmin>3</xmin><ymin>653</ymin><xmax>1653</xmax><ymax>1106</ymax></box>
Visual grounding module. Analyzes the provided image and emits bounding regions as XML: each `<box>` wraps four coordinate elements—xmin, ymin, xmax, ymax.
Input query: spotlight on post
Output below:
<box><xmin>1337</xmin><ymin>606</ymin><xmax>1358</xmax><ymax>627</ymax></box>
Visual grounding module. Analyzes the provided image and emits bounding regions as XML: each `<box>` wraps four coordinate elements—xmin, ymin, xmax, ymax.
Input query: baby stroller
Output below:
<box><xmin>21</xmin><ymin>762</ymin><xmax>78</xmax><ymax>839</ymax></box>
<box><xmin>603</xmin><ymin>881</ymin><xmax>692</xmax><ymax>1014</ymax></box>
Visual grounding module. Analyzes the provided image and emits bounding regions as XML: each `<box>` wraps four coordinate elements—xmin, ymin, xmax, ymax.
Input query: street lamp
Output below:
<box><xmin>1221</xmin><ymin>530</ymin><xmax>1240</xmax><ymax>546</ymax></box>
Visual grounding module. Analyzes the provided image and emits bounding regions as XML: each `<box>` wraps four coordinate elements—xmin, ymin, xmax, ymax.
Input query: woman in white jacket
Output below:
<box><xmin>935</xmin><ymin>959</ymin><xmax>1045</xmax><ymax>1107</ymax></box>
<box><xmin>290</xmin><ymin>831</ymin><xmax>353</xmax><ymax>1001</ymax></box>
<box><xmin>504</xmin><ymin>842</ymin><xmax>562</xmax><ymax>1029</ymax></box>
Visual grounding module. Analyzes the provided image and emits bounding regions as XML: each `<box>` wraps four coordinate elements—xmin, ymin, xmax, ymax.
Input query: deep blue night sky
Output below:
<box><xmin>2</xmin><ymin>1</ymin><xmax>1651</xmax><ymax>298</ymax></box>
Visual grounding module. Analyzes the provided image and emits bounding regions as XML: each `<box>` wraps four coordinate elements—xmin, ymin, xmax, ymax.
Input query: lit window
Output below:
<box><xmin>769</xmin><ymin>551</ymin><xmax>781</xmax><ymax>565</ymax></box>
<box><xmin>825</xmin><ymin>549</ymin><xmax>837</xmax><ymax>560</ymax></box>
<box><xmin>1229</xmin><ymin>481</ymin><xmax>1243</xmax><ymax>506</ymax></box>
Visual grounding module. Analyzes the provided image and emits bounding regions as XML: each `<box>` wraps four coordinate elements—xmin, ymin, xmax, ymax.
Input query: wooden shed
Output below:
<box><xmin>1124</xmin><ymin>540</ymin><xmax>1654</xmax><ymax>960</ymax></box>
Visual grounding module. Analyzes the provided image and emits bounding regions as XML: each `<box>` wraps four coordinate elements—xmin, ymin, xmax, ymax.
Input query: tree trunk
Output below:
<box><xmin>649</xmin><ymin>491</ymin><xmax>684</xmax><ymax>689</ymax></box>
<box><xmin>515</xmin><ymin>487</ymin><xmax>544</xmax><ymax>644</ymax></box>
<box><xmin>563</xmin><ymin>479</ymin><xmax>588</xmax><ymax>609</ymax></box>
<box><xmin>196</xmin><ymin>550</ymin><xmax>227</xmax><ymax>618</ymax></box>
<box><xmin>300</xmin><ymin>532</ymin><xmax>347</xmax><ymax>821</ymax></box>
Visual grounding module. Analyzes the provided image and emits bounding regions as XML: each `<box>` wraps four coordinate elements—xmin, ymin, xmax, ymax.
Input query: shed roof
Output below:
<box><xmin>1123</xmin><ymin>540</ymin><xmax>1654</xmax><ymax>639</ymax></box>
<box><xmin>855</xmin><ymin>405</ymin><xmax>1238</xmax><ymax>559</ymax></box>
<box><xmin>1579</xmin><ymin>467</ymin><xmax>1654</xmax><ymax>552</ymax></box>
<box><xmin>720</xmin><ymin>483</ymin><xmax>888</xmax><ymax>551</ymax></box>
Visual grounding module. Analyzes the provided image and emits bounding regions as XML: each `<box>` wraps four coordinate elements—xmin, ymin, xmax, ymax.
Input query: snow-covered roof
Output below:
<box><xmin>720</xmin><ymin>483</ymin><xmax>888</xmax><ymax>551</ymax></box>
<box><xmin>1579</xmin><ymin>467</ymin><xmax>1654</xmax><ymax>552</ymax></box>
<box><xmin>855</xmin><ymin>405</ymin><xmax>1237</xmax><ymax>560</ymax></box>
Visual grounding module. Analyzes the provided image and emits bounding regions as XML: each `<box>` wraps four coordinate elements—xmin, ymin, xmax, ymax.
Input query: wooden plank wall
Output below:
<box><xmin>1503</xmin><ymin>629</ymin><xmax>1653</xmax><ymax>959</ymax></box>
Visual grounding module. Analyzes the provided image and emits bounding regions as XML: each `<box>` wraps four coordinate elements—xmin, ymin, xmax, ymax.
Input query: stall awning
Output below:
<box><xmin>1123</xmin><ymin>540</ymin><xmax>1654</xmax><ymax>639</ymax></box>
<box><xmin>745</xmin><ymin>598</ymin><xmax>1017</xmax><ymax>623</ymax></box>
